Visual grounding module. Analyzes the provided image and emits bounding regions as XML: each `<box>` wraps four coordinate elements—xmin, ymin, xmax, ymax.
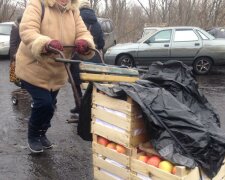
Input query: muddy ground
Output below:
<box><xmin>0</xmin><ymin>59</ymin><xmax>225</xmax><ymax>180</ymax></box>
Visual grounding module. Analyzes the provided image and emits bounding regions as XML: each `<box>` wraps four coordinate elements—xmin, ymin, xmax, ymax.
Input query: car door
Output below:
<box><xmin>137</xmin><ymin>29</ymin><xmax>172</xmax><ymax>66</ymax></box>
<box><xmin>170</xmin><ymin>28</ymin><xmax>202</xmax><ymax>65</ymax></box>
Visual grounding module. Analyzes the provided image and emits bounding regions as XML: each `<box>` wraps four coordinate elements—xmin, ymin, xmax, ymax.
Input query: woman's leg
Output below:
<box><xmin>21</xmin><ymin>81</ymin><xmax>58</xmax><ymax>153</ymax></box>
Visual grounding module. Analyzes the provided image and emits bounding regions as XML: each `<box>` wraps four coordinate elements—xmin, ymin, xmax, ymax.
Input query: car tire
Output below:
<box><xmin>117</xmin><ymin>55</ymin><xmax>134</xmax><ymax>67</ymax></box>
<box><xmin>193</xmin><ymin>57</ymin><xmax>212</xmax><ymax>75</ymax></box>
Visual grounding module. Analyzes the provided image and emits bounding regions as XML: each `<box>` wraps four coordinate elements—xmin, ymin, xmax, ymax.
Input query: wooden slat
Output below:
<box><xmin>94</xmin><ymin>167</ymin><xmax>118</xmax><ymax>180</ymax></box>
<box><xmin>92</xmin><ymin>89</ymin><xmax>132</xmax><ymax>114</ymax></box>
<box><xmin>92</xmin><ymin>142</ymin><xmax>130</xmax><ymax>166</ymax></box>
<box><xmin>91</xmin><ymin>122</ymin><xmax>130</xmax><ymax>147</ymax></box>
<box><xmin>92</xmin><ymin>106</ymin><xmax>130</xmax><ymax>131</ymax></box>
<box><xmin>80</xmin><ymin>73</ymin><xmax>139</xmax><ymax>83</ymax></box>
<box><xmin>131</xmin><ymin>158</ymin><xmax>200</xmax><ymax>180</ymax></box>
<box><xmin>93</xmin><ymin>154</ymin><xmax>130</xmax><ymax>179</ymax></box>
<box><xmin>79</xmin><ymin>63</ymin><xmax>139</xmax><ymax>76</ymax></box>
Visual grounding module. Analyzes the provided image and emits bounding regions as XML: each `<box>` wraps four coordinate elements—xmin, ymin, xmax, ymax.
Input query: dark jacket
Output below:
<box><xmin>80</xmin><ymin>7</ymin><xmax>105</xmax><ymax>50</ymax></box>
<box><xmin>9</xmin><ymin>23</ymin><xmax>21</xmax><ymax>61</ymax></box>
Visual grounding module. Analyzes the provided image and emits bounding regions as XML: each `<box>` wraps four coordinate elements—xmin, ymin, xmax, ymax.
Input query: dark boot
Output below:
<box><xmin>28</xmin><ymin>126</ymin><xmax>43</xmax><ymax>153</ymax></box>
<box><xmin>70</xmin><ymin>107</ymin><xmax>80</xmax><ymax>114</ymax></box>
<box><xmin>40</xmin><ymin>130</ymin><xmax>53</xmax><ymax>149</ymax></box>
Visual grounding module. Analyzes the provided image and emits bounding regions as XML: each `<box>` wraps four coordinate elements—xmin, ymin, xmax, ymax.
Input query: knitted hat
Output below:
<box><xmin>79</xmin><ymin>0</ymin><xmax>90</xmax><ymax>8</ymax></box>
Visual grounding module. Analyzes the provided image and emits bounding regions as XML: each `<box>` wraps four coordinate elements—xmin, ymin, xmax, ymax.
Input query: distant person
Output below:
<box><xmin>15</xmin><ymin>0</ymin><xmax>95</xmax><ymax>153</ymax></box>
<box><xmin>70</xmin><ymin>0</ymin><xmax>105</xmax><ymax>114</ymax></box>
<box><xmin>208</xmin><ymin>27</ymin><xmax>225</xmax><ymax>38</ymax></box>
<box><xmin>9</xmin><ymin>16</ymin><xmax>22</xmax><ymax>86</ymax></box>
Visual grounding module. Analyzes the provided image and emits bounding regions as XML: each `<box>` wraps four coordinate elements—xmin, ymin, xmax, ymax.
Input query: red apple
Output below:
<box><xmin>106</xmin><ymin>142</ymin><xmax>117</xmax><ymax>150</ymax></box>
<box><xmin>138</xmin><ymin>155</ymin><xmax>150</xmax><ymax>163</ymax></box>
<box><xmin>116</xmin><ymin>144</ymin><xmax>126</xmax><ymax>154</ymax></box>
<box><xmin>97</xmin><ymin>136</ymin><xmax>110</xmax><ymax>146</ymax></box>
<box><xmin>147</xmin><ymin>155</ymin><xmax>161</xmax><ymax>167</ymax></box>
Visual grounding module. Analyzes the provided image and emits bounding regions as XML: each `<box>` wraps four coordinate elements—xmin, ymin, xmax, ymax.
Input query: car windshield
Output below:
<box><xmin>142</xmin><ymin>29</ymin><xmax>158</xmax><ymax>38</ymax></box>
<box><xmin>0</xmin><ymin>24</ymin><xmax>12</xmax><ymax>35</ymax></box>
<box><xmin>137</xmin><ymin>30</ymin><xmax>158</xmax><ymax>43</ymax></box>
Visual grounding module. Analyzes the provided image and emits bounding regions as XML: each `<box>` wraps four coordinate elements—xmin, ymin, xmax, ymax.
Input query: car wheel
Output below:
<box><xmin>117</xmin><ymin>55</ymin><xmax>134</xmax><ymax>67</ymax></box>
<box><xmin>193</xmin><ymin>57</ymin><xmax>212</xmax><ymax>75</ymax></box>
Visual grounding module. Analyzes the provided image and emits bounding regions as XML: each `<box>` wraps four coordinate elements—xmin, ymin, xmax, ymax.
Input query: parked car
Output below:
<box><xmin>0</xmin><ymin>22</ymin><xmax>14</xmax><ymax>56</ymax></box>
<box><xmin>98</xmin><ymin>18</ymin><xmax>116</xmax><ymax>53</ymax></box>
<box><xmin>104</xmin><ymin>26</ymin><xmax>225</xmax><ymax>74</ymax></box>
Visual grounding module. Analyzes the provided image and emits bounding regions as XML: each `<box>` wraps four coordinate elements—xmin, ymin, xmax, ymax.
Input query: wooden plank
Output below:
<box><xmin>92</xmin><ymin>88</ymin><xmax>132</xmax><ymax>114</ymax></box>
<box><xmin>94</xmin><ymin>167</ymin><xmax>118</xmax><ymax>180</ymax></box>
<box><xmin>80</xmin><ymin>73</ymin><xmax>139</xmax><ymax>83</ymax></box>
<box><xmin>79</xmin><ymin>63</ymin><xmax>139</xmax><ymax>76</ymax></box>
<box><xmin>131</xmin><ymin>158</ymin><xmax>201</xmax><ymax>180</ymax></box>
<box><xmin>92</xmin><ymin>106</ymin><xmax>130</xmax><ymax>131</ymax></box>
<box><xmin>130</xmin><ymin>172</ymin><xmax>167</xmax><ymax>180</ymax></box>
<box><xmin>92</xmin><ymin>122</ymin><xmax>130</xmax><ymax>147</ymax></box>
<box><xmin>174</xmin><ymin>166</ymin><xmax>187</xmax><ymax>177</ymax></box>
<box><xmin>92</xmin><ymin>142</ymin><xmax>130</xmax><ymax>166</ymax></box>
<box><xmin>93</xmin><ymin>154</ymin><xmax>130</xmax><ymax>179</ymax></box>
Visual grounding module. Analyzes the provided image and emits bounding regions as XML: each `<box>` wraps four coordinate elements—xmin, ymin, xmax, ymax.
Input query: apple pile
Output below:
<box><xmin>137</xmin><ymin>152</ymin><xmax>176</xmax><ymax>174</ymax></box>
<box><xmin>97</xmin><ymin>136</ymin><xmax>127</xmax><ymax>154</ymax></box>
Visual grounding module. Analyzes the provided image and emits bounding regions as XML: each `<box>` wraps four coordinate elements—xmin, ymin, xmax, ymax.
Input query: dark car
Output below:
<box><xmin>104</xmin><ymin>26</ymin><xmax>225</xmax><ymax>74</ymax></box>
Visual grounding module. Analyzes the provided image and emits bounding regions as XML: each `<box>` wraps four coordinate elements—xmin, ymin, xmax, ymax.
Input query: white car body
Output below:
<box><xmin>0</xmin><ymin>22</ymin><xmax>14</xmax><ymax>56</ymax></box>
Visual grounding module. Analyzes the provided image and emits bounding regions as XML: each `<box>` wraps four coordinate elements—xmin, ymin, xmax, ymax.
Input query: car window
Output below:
<box><xmin>0</xmin><ymin>24</ymin><xmax>12</xmax><ymax>35</ymax></box>
<box><xmin>174</xmin><ymin>29</ymin><xmax>198</xmax><ymax>42</ymax></box>
<box><xmin>197</xmin><ymin>30</ymin><xmax>209</xmax><ymax>40</ymax></box>
<box><xmin>149</xmin><ymin>30</ymin><xmax>172</xmax><ymax>43</ymax></box>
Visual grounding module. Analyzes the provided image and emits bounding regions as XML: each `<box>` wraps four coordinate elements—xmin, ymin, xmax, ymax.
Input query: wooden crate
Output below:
<box><xmin>131</xmin><ymin>144</ymin><xmax>225</xmax><ymax>180</ymax></box>
<box><xmin>91</xmin><ymin>87</ymin><xmax>148</xmax><ymax>148</ymax></box>
<box><xmin>131</xmin><ymin>158</ymin><xmax>200</xmax><ymax>180</ymax></box>
<box><xmin>93</xmin><ymin>141</ymin><xmax>131</xmax><ymax>180</ymax></box>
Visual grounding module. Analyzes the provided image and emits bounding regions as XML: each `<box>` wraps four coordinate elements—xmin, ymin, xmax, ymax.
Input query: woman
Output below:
<box><xmin>15</xmin><ymin>0</ymin><xmax>95</xmax><ymax>153</ymax></box>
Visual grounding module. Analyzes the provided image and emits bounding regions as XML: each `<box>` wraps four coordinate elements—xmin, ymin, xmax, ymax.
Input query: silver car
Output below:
<box><xmin>104</xmin><ymin>26</ymin><xmax>225</xmax><ymax>74</ymax></box>
<box><xmin>0</xmin><ymin>22</ymin><xmax>14</xmax><ymax>56</ymax></box>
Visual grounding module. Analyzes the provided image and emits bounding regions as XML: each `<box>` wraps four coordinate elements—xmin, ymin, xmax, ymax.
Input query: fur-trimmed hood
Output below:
<box><xmin>45</xmin><ymin>0</ymin><xmax>80</xmax><ymax>10</ymax></box>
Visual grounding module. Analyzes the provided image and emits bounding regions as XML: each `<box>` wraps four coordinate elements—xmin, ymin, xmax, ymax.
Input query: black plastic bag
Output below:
<box><xmin>77</xmin><ymin>83</ymin><xmax>93</xmax><ymax>141</ymax></box>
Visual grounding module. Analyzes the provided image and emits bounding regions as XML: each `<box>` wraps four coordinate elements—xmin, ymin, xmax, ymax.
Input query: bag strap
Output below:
<box><xmin>41</xmin><ymin>0</ymin><xmax>45</xmax><ymax>22</ymax></box>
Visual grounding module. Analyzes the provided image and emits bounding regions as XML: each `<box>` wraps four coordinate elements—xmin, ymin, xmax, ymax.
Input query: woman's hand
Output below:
<box><xmin>74</xmin><ymin>39</ymin><xmax>90</xmax><ymax>55</ymax></box>
<box><xmin>45</xmin><ymin>40</ymin><xmax>63</xmax><ymax>53</ymax></box>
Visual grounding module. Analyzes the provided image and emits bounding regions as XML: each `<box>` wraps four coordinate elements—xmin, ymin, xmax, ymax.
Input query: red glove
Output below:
<box><xmin>45</xmin><ymin>40</ymin><xmax>63</xmax><ymax>53</ymax></box>
<box><xmin>74</xmin><ymin>39</ymin><xmax>89</xmax><ymax>55</ymax></box>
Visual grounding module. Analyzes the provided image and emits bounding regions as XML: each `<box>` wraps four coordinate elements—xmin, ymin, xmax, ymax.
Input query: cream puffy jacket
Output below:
<box><xmin>15</xmin><ymin>0</ymin><xmax>95</xmax><ymax>91</ymax></box>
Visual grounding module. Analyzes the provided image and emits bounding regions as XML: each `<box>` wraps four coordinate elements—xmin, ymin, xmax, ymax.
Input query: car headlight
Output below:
<box><xmin>105</xmin><ymin>48</ymin><xmax>112</xmax><ymax>54</ymax></box>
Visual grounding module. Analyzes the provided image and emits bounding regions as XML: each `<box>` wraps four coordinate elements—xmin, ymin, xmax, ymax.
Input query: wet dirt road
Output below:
<box><xmin>0</xmin><ymin>59</ymin><xmax>225</xmax><ymax>179</ymax></box>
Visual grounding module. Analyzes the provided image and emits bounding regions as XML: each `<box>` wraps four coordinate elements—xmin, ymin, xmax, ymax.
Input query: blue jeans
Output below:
<box><xmin>21</xmin><ymin>80</ymin><xmax>59</xmax><ymax>130</ymax></box>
